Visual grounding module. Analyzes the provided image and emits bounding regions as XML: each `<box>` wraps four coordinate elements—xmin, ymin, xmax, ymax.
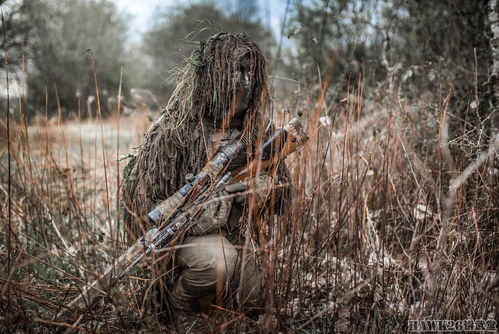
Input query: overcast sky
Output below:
<box><xmin>111</xmin><ymin>0</ymin><xmax>289</xmax><ymax>43</ymax></box>
<box><xmin>112</xmin><ymin>0</ymin><xmax>173</xmax><ymax>39</ymax></box>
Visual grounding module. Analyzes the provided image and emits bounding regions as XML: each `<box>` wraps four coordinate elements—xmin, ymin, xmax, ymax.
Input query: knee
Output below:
<box><xmin>180</xmin><ymin>237</ymin><xmax>238</xmax><ymax>291</ymax></box>
<box><xmin>203</xmin><ymin>242</ymin><xmax>238</xmax><ymax>284</ymax></box>
<box><xmin>172</xmin><ymin>235</ymin><xmax>238</xmax><ymax>311</ymax></box>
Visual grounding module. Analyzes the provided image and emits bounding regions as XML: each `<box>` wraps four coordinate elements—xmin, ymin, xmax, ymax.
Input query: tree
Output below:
<box><xmin>383</xmin><ymin>0</ymin><xmax>489</xmax><ymax>98</ymax></box>
<box><xmin>21</xmin><ymin>0</ymin><xmax>129</xmax><ymax>117</ymax></box>
<box><xmin>283</xmin><ymin>0</ymin><xmax>386</xmax><ymax>100</ymax></box>
<box><xmin>0</xmin><ymin>0</ymin><xmax>31</xmax><ymax>70</ymax></box>
<box><xmin>488</xmin><ymin>0</ymin><xmax>499</xmax><ymax>137</ymax></box>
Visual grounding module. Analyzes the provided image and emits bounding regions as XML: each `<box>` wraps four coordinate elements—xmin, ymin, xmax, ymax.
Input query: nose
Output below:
<box><xmin>243</xmin><ymin>71</ymin><xmax>249</xmax><ymax>86</ymax></box>
<box><xmin>236</xmin><ymin>70</ymin><xmax>250</xmax><ymax>88</ymax></box>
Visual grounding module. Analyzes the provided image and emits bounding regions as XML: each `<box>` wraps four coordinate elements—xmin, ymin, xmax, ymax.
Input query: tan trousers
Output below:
<box><xmin>169</xmin><ymin>233</ymin><xmax>263</xmax><ymax>312</ymax></box>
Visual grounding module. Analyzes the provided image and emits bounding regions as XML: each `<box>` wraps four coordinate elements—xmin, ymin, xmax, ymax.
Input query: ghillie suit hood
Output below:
<box><xmin>121</xmin><ymin>32</ymin><xmax>271</xmax><ymax>238</ymax></box>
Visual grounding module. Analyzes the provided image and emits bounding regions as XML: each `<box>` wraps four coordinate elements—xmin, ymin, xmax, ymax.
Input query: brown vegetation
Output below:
<box><xmin>0</xmin><ymin>0</ymin><xmax>498</xmax><ymax>332</ymax></box>
<box><xmin>0</xmin><ymin>76</ymin><xmax>497</xmax><ymax>332</ymax></box>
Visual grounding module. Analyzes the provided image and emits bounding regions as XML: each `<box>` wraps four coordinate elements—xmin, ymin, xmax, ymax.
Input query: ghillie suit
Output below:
<box><xmin>121</xmin><ymin>32</ymin><xmax>290</xmax><ymax>320</ymax></box>
<box><xmin>122</xmin><ymin>32</ymin><xmax>273</xmax><ymax>236</ymax></box>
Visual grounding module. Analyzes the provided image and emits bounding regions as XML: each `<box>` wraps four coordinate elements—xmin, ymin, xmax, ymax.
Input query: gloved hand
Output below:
<box><xmin>224</xmin><ymin>182</ymin><xmax>247</xmax><ymax>204</ymax></box>
<box><xmin>225</xmin><ymin>174</ymin><xmax>276</xmax><ymax>207</ymax></box>
<box><xmin>148</xmin><ymin>192</ymin><xmax>184</xmax><ymax>224</ymax></box>
<box><xmin>189</xmin><ymin>190</ymin><xmax>232</xmax><ymax>235</ymax></box>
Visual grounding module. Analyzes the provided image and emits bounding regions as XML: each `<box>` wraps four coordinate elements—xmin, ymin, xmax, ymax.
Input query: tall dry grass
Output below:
<box><xmin>0</xmin><ymin>76</ymin><xmax>497</xmax><ymax>333</ymax></box>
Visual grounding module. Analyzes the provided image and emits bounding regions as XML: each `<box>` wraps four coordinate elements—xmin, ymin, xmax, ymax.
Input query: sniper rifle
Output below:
<box><xmin>62</xmin><ymin>117</ymin><xmax>309</xmax><ymax>314</ymax></box>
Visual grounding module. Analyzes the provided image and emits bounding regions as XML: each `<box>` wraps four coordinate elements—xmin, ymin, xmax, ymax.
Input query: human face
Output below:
<box><xmin>234</xmin><ymin>53</ymin><xmax>253</xmax><ymax>117</ymax></box>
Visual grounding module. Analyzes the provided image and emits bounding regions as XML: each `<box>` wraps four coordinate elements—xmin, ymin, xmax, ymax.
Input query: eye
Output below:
<box><xmin>292</xmin><ymin>138</ymin><xmax>297</xmax><ymax>143</ymax></box>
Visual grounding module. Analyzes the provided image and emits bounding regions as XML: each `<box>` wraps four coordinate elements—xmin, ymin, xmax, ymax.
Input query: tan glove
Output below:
<box><xmin>225</xmin><ymin>174</ymin><xmax>276</xmax><ymax>207</ymax></box>
<box><xmin>147</xmin><ymin>191</ymin><xmax>184</xmax><ymax>224</ymax></box>
<box><xmin>189</xmin><ymin>190</ymin><xmax>233</xmax><ymax>235</ymax></box>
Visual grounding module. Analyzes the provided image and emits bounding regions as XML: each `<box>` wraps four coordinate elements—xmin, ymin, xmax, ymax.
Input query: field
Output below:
<box><xmin>0</xmin><ymin>82</ymin><xmax>498</xmax><ymax>333</ymax></box>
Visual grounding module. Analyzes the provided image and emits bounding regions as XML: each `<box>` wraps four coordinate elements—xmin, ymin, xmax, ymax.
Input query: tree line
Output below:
<box><xmin>0</xmin><ymin>0</ymin><xmax>273</xmax><ymax>119</ymax></box>
<box><xmin>0</xmin><ymin>0</ymin><xmax>495</xmax><ymax>135</ymax></box>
